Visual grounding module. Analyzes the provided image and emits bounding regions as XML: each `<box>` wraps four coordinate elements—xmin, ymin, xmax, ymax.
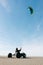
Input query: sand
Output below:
<box><xmin>0</xmin><ymin>56</ymin><xmax>43</xmax><ymax>65</ymax></box>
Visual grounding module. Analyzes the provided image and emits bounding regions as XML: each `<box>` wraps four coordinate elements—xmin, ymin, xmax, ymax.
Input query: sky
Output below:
<box><xmin>0</xmin><ymin>0</ymin><xmax>43</xmax><ymax>56</ymax></box>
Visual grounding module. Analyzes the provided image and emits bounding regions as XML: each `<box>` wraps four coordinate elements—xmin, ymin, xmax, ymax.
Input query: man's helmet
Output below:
<box><xmin>16</xmin><ymin>48</ymin><xmax>18</xmax><ymax>51</ymax></box>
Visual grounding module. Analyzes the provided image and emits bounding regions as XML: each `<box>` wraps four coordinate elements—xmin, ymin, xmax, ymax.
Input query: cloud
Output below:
<box><xmin>21</xmin><ymin>35</ymin><xmax>43</xmax><ymax>57</ymax></box>
<box><xmin>0</xmin><ymin>0</ymin><xmax>10</xmax><ymax>12</ymax></box>
<box><xmin>36</xmin><ymin>21</ymin><xmax>43</xmax><ymax>32</ymax></box>
<box><xmin>21</xmin><ymin>44</ymin><xmax>43</xmax><ymax>57</ymax></box>
<box><xmin>37</xmin><ymin>24</ymin><xmax>41</xmax><ymax>32</ymax></box>
<box><xmin>0</xmin><ymin>41</ymin><xmax>16</xmax><ymax>56</ymax></box>
<box><xmin>0</xmin><ymin>36</ymin><xmax>43</xmax><ymax>56</ymax></box>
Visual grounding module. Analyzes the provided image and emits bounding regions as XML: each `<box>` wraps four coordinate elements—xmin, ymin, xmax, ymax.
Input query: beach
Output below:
<box><xmin>0</xmin><ymin>56</ymin><xmax>43</xmax><ymax>65</ymax></box>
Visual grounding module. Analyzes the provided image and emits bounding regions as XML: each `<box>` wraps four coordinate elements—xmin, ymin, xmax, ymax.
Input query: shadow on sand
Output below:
<box><xmin>11</xmin><ymin>57</ymin><xmax>32</xmax><ymax>59</ymax></box>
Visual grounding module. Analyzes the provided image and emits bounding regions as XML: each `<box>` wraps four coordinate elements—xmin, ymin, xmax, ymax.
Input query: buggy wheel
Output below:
<box><xmin>16</xmin><ymin>53</ymin><xmax>21</xmax><ymax>58</ymax></box>
<box><xmin>23</xmin><ymin>53</ymin><xmax>26</xmax><ymax>58</ymax></box>
<box><xmin>8</xmin><ymin>53</ymin><xmax>12</xmax><ymax>58</ymax></box>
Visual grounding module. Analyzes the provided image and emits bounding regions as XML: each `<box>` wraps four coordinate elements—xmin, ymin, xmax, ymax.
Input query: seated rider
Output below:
<box><xmin>15</xmin><ymin>48</ymin><xmax>21</xmax><ymax>54</ymax></box>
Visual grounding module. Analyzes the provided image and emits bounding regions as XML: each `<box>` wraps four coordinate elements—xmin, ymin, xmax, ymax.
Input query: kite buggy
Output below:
<box><xmin>8</xmin><ymin>48</ymin><xmax>26</xmax><ymax>58</ymax></box>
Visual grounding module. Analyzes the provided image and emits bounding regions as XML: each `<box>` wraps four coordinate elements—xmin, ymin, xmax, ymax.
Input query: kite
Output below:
<box><xmin>28</xmin><ymin>6</ymin><xmax>33</xmax><ymax>15</ymax></box>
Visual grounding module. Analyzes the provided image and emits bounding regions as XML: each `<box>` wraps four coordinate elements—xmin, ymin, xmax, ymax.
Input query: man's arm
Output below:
<box><xmin>19</xmin><ymin>48</ymin><xmax>21</xmax><ymax>51</ymax></box>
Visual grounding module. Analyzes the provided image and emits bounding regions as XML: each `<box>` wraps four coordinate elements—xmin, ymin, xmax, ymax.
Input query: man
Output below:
<box><xmin>15</xmin><ymin>48</ymin><xmax>21</xmax><ymax>58</ymax></box>
<box><xmin>15</xmin><ymin>48</ymin><xmax>21</xmax><ymax>53</ymax></box>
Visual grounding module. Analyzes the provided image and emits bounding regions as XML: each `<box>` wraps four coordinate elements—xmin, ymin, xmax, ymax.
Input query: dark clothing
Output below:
<box><xmin>16</xmin><ymin>49</ymin><xmax>21</xmax><ymax>53</ymax></box>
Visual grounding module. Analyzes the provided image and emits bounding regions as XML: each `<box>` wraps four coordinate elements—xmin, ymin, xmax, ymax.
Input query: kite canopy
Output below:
<box><xmin>28</xmin><ymin>6</ymin><xmax>33</xmax><ymax>15</ymax></box>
